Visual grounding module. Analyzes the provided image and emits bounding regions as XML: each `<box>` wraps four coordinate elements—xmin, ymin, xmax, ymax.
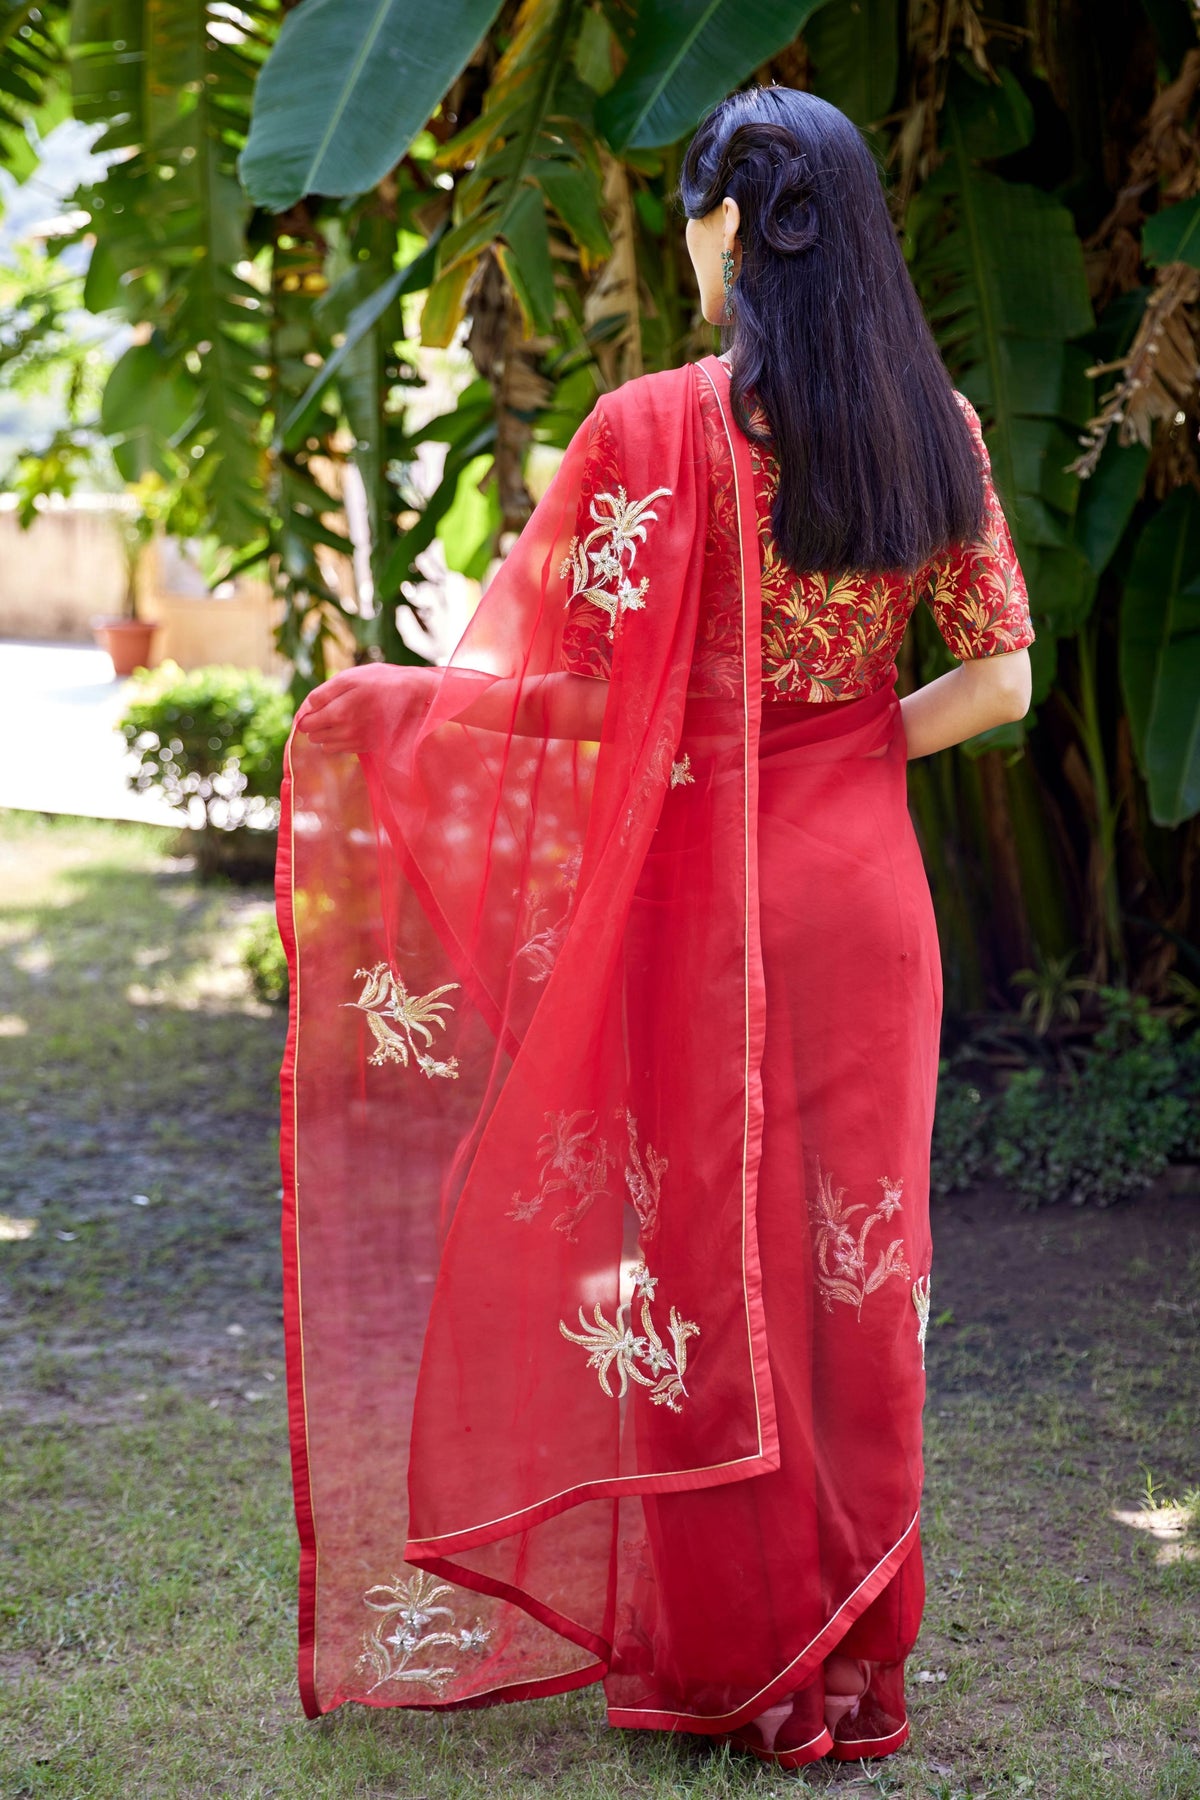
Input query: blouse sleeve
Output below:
<box><xmin>558</xmin><ymin>406</ymin><xmax>623</xmax><ymax>681</ymax></box>
<box><xmin>921</xmin><ymin>393</ymin><xmax>1036</xmax><ymax>661</ymax></box>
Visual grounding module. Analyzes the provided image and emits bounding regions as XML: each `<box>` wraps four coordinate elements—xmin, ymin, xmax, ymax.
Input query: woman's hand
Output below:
<box><xmin>295</xmin><ymin>664</ymin><xmax>441</xmax><ymax>756</ymax></box>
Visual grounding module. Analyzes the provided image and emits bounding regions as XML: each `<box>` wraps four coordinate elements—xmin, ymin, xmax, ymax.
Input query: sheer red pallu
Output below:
<box><xmin>276</xmin><ymin>354</ymin><xmax>939</xmax><ymax>1761</ymax></box>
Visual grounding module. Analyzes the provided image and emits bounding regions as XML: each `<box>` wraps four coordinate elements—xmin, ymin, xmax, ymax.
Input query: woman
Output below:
<box><xmin>279</xmin><ymin>86</ymin><xmax>1033</xmax><ymax>1770</ymax></box>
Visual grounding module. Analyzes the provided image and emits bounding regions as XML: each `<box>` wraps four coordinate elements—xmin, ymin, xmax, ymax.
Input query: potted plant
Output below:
<box><xmin>91</xmin><ymin>472</ymin><xmax>168</xmax><ymax>677</ymax></box>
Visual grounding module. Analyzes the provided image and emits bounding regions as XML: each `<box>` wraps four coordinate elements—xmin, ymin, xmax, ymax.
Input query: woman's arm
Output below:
<box><xmin>296</xmin><ymin>663</ymin><xmax>609</xmax><ymax>755</ymax></box>
<box><xmin>899</xmin><ymin>647</ymin><xmax>1032</xmax><ymax>760</ymax></box>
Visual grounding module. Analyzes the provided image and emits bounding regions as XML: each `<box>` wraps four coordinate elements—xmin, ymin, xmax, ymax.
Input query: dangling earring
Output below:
<box><xmin>721</xmin><ymin>246</ymin><xmax>736</xmax><ymax>323</ymax></box>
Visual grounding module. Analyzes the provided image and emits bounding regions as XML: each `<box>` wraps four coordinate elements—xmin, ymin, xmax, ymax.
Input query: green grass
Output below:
<box><xmin>1</xmin><ymin>811</ymin><xmax>1198</xmax><ymax>1798</ymax></box>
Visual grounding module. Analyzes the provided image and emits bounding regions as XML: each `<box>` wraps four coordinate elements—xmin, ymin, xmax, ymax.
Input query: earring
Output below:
<box><xmin>721</xmin><ymin>247</ymin><xmax>735</xmax><ymax>322</ymax></box>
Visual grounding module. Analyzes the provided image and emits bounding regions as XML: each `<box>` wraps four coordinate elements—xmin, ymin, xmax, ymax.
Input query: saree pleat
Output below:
<box><xmin>277</xmin><ymin>355</ymin><xmax>938</xmax><ymax>1754</ymax></box>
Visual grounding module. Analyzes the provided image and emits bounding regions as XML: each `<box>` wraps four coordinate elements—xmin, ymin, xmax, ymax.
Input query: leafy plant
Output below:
<box><xmin>930</xmin><ymin>1067</ymin><xmax>995</xmax><ymax>1199</ymax></box>
<box><xmin>69</xmin><ymin>1</ymin><xmax>273</xmax><ymax>546</ymax></box>
<box><xmin>596</xmin><ymin>0</ymin><xmax>826</xmax><ymax>150</ymax></box>
<box><xmin>241</xmin><ymin>911</ymin><xmax>288</xmax><ymax>1005</ymax></box>
<box><xmin>1121</xmin><ymin>485</ymin><xmax>1200</xmax><ymax>827</ymax></box>
<box><xmin>120</xmin><ymin>663</ymin><xmax>293</xmax><ymax>865</ymax></box>
<box><xmin>933</xmin><ymin>989</ymin><xmax>1200</xmax><ymax>1207</ymax></box>
<box><xmin>910</xmin><ymin>61</ymin><xmax>1096</xmax><ymax>668</ymax></box>
<box><xmin>239</xmin><ymin>0</ymin><xmax>505</xmax><ymax>210</ymax></box>
<box><xmin>992</xmin><ymin>992</ymin><xmax>1195</xmax><ymax>1208</ymax></box>
<box><xmin>1008</xmin><ymin>951</ymin><xmax>1096</xmax><ymax>1038</ymax></box>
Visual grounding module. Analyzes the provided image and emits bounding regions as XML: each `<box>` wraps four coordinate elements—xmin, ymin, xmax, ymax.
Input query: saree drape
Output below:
<box><xmin>276</xmin><ymin>355</ymin><xmax>938</xmax><ymax>1758</ymax></box>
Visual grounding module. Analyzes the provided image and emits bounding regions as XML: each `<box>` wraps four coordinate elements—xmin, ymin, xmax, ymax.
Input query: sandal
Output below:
<box><xmin>823</xmin><ymin>1654</ymin><xmax>870</xmax><ymax>1739</ymax></box>
<box><xmin>721</xmin><ymin>1697</ymin><xmax>833</xmax><ymax>1770</ymax></box>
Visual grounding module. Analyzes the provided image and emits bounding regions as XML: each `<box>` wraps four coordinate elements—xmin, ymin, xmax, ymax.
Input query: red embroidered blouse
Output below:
<box><xmin>560</xmin><ymin>374</ymin><xmax>1034</xmax><ymax>703</ymax></box>
<box><xmin>747</xmin><ymin>386</ymin><xmax>1035</xmax><ymax>702</ymax></box>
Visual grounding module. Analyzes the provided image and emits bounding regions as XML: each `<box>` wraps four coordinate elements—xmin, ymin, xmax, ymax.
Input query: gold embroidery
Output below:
<box><xmin>559</xmin><ymin>1261</ymin><xmax>699</xmax><ymax>1412</ymax></box>
<box><xmin>344</xmin><ymin>963</ymin><xmax>460</xmax><ymax>1078</ymax></box>
<box><xmin>623</xmin><ymin>1107</ymin><xmax>666</xmax><ymax>1241</ymax></box>
<box><xmin>506</xmin><ymin>1109</ymin><xmax>615</xmax><ymax>1237</ymax></box>
<box><xmin>358</xmin><ymin>1572</ymin><xmax>490</xmax><ymax>1695</ymax></box>
<box><xmin>508</xmin><ymin>1105</ymin><xmax>667</xmax><ymax>1243</ymax></box>
<box><xmin>809</xmin><ymin>1161</ymin><xmax>911</xmax><ymax>1318</ymax></box>
<box><xmin>912</xmin><ymin>1273</ymin><xmax>931</xmax><ymax>1370</ymax></box>
<box><xmin>622</xmin><ymin>727</ymin><xmax>690</xmax><ymax>842</ymax></box>
<box><xmin>561</xmin><ymin>484</ymin><xmax>672</xmax><ymax>638</ymax></box>
<box><xmin>515</xmin><ymin>848</ymin><xmax>582</xmax><ymax>984</ymax></box>
<box><xmin>513</xmin><ymin>912</ymin><xmax>565</xmax><ymax>983</ymax></box>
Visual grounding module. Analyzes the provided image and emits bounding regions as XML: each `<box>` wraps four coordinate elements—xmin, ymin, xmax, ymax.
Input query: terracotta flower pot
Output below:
<box><xmin>92</xmin><ymin>617</ymin><xmax>160</xmax><ymax>678</ymax></box>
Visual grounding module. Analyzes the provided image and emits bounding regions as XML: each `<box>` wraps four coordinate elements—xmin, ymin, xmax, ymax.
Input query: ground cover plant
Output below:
<box><xmin>0</xmin><ymin>811</ymin><xmax>1197</xmax><ymax>1799</ymax></box>
<box><xmin>931</xmin><ymin>995</ymin><xmax>1200</xmax><ymax>1208</ymax></box>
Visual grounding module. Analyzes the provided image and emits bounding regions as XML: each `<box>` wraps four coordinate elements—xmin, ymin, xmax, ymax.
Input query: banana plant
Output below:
<box><xmin>910</xmin><ymin>62</ymin><xmax>1096</xmax><ymax>694</ymax></box>
<box><xmin>421</xmin><ymin>0</ymin><xmax>610</xmax><ymax>344</ymax></box>
<box><xmin>0</xmin><ymin>0</ymin><xmax>69</xmax><ymax>178</ymax></box>
<box><xmin>68</xmin><ymin>0</ymin><xmax>273</xmax><ymax>546</ymax></box>
<box><xmin>1121</xmin><ymin>488</ymin><xmax>1200</xmax><ymax>828</ymax></box>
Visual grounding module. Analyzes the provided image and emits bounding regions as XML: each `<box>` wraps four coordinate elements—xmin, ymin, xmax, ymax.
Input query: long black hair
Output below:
<box><xmin>680</xmin><ymin>86</ymin><xmax>986</xmax><ymax>575</ymax></box>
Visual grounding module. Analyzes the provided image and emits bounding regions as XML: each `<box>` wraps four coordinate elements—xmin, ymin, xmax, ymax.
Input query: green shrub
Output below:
<box><xmin>930</xmin><ymin>1064</ymin><xmax>995</xmax><ymax>1196</ymax></box>
<box><xmin>992</xmin><ymin>1057</ymin><xmax>1189</xmax><ymax>1208</ymax></box>
<box><xmin>120</xmin><ymin>662</ymin><xmax>293</xmax><ymax>835</ymax></box>
<box><xmin>933</xmin><ymin>991</ymin><xmax>1200</xmax><ymax>1208</ymax></box>
<box><xmin>241</xmin><ymin>911</ymin><xmax>288</xmax><ymax>1006</ymax></box>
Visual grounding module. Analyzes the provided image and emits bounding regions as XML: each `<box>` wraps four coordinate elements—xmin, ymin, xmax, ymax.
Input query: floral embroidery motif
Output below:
<box><xmin>561</xmin><ymin>484</ymin><xmax>672</xmax><ymax>638</ymax></box>
<box><xmin>621</xmin><ymin>727</ymin><xmax>691</xmax><ymax>843</ymax></box>
<box><xmin>559</xmin><ymin>1260</ymin><xmax>699</xmax><ymax>1412</ymax></box>
<box><xmin>344</xmin><ymin>963</ymin><xmax>460</xmax><ymax>1078</ymax></box>
<box><xmin>912</xmin><ymin>1273</ymin><xmax>931</xmax><ymax>1370</ymax></box>
<box><xmin>809</xmin><ymin>1161</ymin><xmax>911</xmax><ymax>1318</ymax></box>
<box><xmin>507</xmin><ymin>1105</ymin><xmax>667</xmax><ymax>1244</ymax></box>
<box><xmin>506</xmin><ymin>1109</ymin><xmax>615</xmax><ymax>1238</ymax></box>
<box><xmin>358</xmin><ymin>1572</ymin><xmax>490</xmax><ymax>1695</ymax></box>
<box><xmin>515</xmin><ymin>848</ymin><xmax>582</xmax><ymax>984</ymax></box>
<box><xmin>623</xmin><ymin>1108</ymin><xmax>666</xmax><ymax>1240</ymax></box>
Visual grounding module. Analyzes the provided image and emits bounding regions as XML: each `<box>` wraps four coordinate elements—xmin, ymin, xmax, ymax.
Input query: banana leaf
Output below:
<box><xmin>1121</xmin><ymin>487</ymin><xmax>1200</xmax><ymax>826</ymax></box>
<box><xmin>596</xmin><ymin>0</ymin><xmax>829</xmax><ymax>150</ymax></box>
<box><xmin>1142</xmin><ymin>194</ymin><xmax>1200</xmax><ymax>268</ymax></box>
<box><xmin>100</xmin><ymin>338</ymin><xmax>199</xmax><ymax>482</ymax></box>
<box><xmin>239</xmin><ymin>0</ymin><xmax>504</xmax><ymax>210</ymax></box>
<box><xmin>911</xmin><ymin>66</ymin><xmax>1094</xmax><ymax>643</ymax></box>
<box><xmin>803</xmin><ymin>0</ymin><xmax>898</xmax><ymax>127</ymax></box>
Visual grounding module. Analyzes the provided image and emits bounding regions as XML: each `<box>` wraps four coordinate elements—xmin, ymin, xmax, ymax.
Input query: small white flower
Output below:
<box><xmin>507</xmin><ymin>1191</ymin><xmax>543</xmax><ymax>1223</ymax></box>
<box><xmin>876</xmin><ymin>1175</ymin><xmax>904</xmax><ymax>1218</ymax></box>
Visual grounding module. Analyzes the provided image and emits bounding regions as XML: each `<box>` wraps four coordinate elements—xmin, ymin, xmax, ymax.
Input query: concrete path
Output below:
<box><xmin>0</xmin><ymin>640</ymin><xmax>180</xmax><ymax>827</ymax></box>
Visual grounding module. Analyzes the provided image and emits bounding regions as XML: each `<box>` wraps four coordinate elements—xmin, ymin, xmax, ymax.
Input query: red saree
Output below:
<box><xmin>276</xmin><ymin>354</ymin><xmax>939</xmax><ymax>1762</ymax></box>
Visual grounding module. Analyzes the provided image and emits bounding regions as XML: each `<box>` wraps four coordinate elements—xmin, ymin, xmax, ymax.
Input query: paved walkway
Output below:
<box><xmin>0</xmin><ymin>640</ymin><xmax>180</xmax><ymax>827</ymax></box>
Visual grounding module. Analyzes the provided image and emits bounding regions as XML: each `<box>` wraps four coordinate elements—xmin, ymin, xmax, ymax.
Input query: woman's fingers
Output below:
<box><xmin>295</xmin><ymin>664</ymin><xmax>439</xmax><ymax>751</ymax></box>
<box><xmin>297</xmin><ymin>667</ymin><xmax>375</xmax><ymax>721</ymax></box>
<box><xmin>297</xmin><ymin>689</ymin><xmax>356</xmax><ymax>735</ymax></box>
